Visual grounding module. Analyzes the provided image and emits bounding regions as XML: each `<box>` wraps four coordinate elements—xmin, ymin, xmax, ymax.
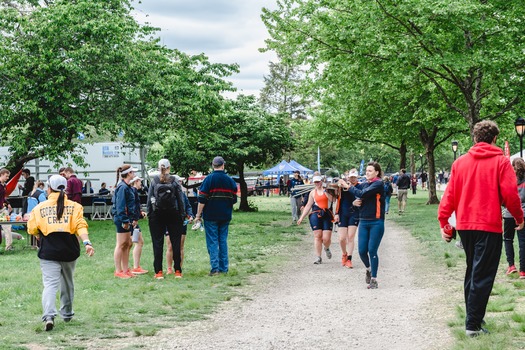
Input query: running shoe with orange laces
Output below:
<box><xmin>341</xmin><ymin>254</ymin><xmax>348</xmax><ymax>266</ymax></box>
<box><xmin>174</xmin><ymin>270</ymin><xmax>183</xmax><ymax>278</ymax></box>
<box><xmin>154</xmin><ymin>271</ymin><xmax>164</xmax><ymax>280</ymax></box>
<box><xmin>166</xmin><ymin>267</ymin><xmax>174</xmax><ymax>275</ymax></box>
<box><xmin>131</xmin><ymin>266</ymin><xmax>149</xmax><ymax>275</ymax></box>
<box><xmin>344</xmin><ymin>259</ymin><xmax>353</xmax><ymax>269</ymax></box>
<box><xmin>114</xmin><ymin>271</ymin><xmax>132</xmax><ymax>279</ymax></box>
<box><xmin>124</xmin><ymin>270</ymin><xmax>136</xmax><ymax>278</ymax></box>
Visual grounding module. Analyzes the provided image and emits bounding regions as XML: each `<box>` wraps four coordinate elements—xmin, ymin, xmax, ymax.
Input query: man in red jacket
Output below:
<box><xmin>438</xmin><ymin>120</ymin><xmax>524</xmax><ymax>337</ymax></box>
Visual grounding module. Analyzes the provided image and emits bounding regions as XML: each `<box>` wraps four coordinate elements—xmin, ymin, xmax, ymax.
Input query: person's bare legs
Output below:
<box><xmin>166</xmin><ymin>236</ymin><xmax>173</xmax><ymax>273</ymax></box>
<box><xmin>313</xmin><ymin>230</ymin><xmax>323</xmax><ymax>262</ymax></box>
<box><xmin>132</xmin><ymin>234</ymin><xmax>144</xmax><ymax>269</ymax></box>
<box><xmin>338</xmin><ymin>226</ymin><xmax>349</xmax><ymax>257</ymax></box>
<box><xmin>114</xmin><ymin>233</ymin><xmax>131</xmax><ymax>272</ymax></box>
<box><xmin>180</xmin><ymin>235</ymin><xmax>186</xmax><ymax>267</ymax></box>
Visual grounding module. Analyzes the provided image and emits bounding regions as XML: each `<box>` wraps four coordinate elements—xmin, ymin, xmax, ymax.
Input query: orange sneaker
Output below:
<box><xmin>520</xmin><ymin>271</ymin><xmax>525</xmax><ymax>279</ymax></box>
<box><xmin>174</xmin><ymin>270</ymin><xmax>183</xmax><ymax>278</ymax></box>
<box><xmin>341</xmin><ymin>254</ymin><xmax>348</xmax><ymax>266</ymax></box>
<box><xmin>124</xmin><ymin>270</ymin><xmax>136</xmax><ymax>278</ymax></box>
<box><xmin>131</xmin><ymin>267</ymin><xmax>148</xmax><ymax>275</ymax></box>
<box><xmin>154</xmin><ymin>271</ymin><xmax>164</xmax><ymax>280</ymax></box>
<box><xmin>114</xmin><ymin>271</ymin><xmax>132</xmax><ymax>279</ymax></box>
<box><xmin>344</xmin><ymin>259</ymin><xmax>353</xmax><ymax>269</ymax></box>
<box><xmin>166</xmin><ymin>267</ymin><xmax>174</xmax><ymax>275</ymax></box>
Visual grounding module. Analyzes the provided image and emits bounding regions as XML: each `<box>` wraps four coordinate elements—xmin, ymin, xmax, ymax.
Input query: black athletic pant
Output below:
<box><xmin>149</xmin><ymin>209</ymin><xmax>183</xmax><ymax>274</ymax></box>
<box><xmin>503</xmin><ymin>217</ymin><xmax>525</xmax><ymax>270</ymax></box>
<box><xmin>459</xmin><ymin>230</ymin><xmax>502</xmax><ymax>331</ymax></box>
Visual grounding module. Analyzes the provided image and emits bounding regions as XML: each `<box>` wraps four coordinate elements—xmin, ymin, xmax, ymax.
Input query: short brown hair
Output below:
<box><xmin>473</xmin><ymin>120</ymin><xmax>499</xmax><ymax>144</ymax></box>
<box><xmin>0</xmin><ymin>168</ymin><xmax>10</xmax><ymax>176</ymax></box>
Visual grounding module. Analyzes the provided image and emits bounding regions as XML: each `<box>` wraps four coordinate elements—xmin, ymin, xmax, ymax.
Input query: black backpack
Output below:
<box><xmin>153</xmin><ymin>176</ymin><xmax>185</xmax><ymax>217</ymax></box>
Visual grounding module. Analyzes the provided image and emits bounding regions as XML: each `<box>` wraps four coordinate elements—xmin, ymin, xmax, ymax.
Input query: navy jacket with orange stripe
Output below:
<box><xmin>348</xmin><ymin>178</ymin><xmax>385</xmax><ymax>220</ymax></box>
<box><xmin>198</xmin><ymin>170</ymin><xmax>237</xmax><ymax>221</ymax></box>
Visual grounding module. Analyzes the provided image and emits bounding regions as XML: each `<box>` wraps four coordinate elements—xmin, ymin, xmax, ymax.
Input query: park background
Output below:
<box><xmin>2</xmin><ymin>1</ymin><xmax>525</xmax><ymax>348</ymax></box>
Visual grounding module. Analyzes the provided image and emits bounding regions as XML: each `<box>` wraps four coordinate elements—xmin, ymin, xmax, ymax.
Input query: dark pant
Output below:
<box><xmin>459</xmin><ymin>230</ymin><xmax>502</xmax><ymax>331</ymax></box>
<box><xmin>149</xmin><ymin>209</ymin><xmax>183</xmax><ymax>273</ymax></box>
<box><xmin>503</xmin><ymin>217</ymin><xmax>525</xmax><ymax>270</ymax></box>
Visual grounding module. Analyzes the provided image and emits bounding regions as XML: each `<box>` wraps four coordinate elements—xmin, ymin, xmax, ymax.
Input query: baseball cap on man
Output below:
<box><xmin>348</xmin><ymin>170</ymin><xmax>359</xmax><ymax>177</ymax></box>
<box><xmin>47</xmin><ymin>175</ymin><xmax>67</xmax><ymax>191</ymax></box>
<box><xmin>158</xmin><ymin>159</ymin><xmax>170</xmax><ymax>169</ymax></box>
<box><xmin>212</xmin><ymin>156</ymin><xmax>225</xmax><ymax>167</ymax></box>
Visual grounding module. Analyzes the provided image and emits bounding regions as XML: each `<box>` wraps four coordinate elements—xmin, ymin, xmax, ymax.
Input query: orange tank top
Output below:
<box><xmin>313</xmin><ymin>189</ymin><xmax>329</xmax><ymax>209</ymax></box>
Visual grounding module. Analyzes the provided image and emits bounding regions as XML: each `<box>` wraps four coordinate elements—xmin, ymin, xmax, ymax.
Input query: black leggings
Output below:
<box><xmin>503</xmin><ymin>217</ymin><xmax>525</xmax><ymax>270</ymax></box>
<box><xmin>149</xmin><ymin>209</ymin><xmax>183</xmax><ymax>274</ymax></box>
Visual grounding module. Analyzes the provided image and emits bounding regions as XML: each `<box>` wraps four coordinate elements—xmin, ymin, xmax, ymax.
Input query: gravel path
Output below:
<box><xmin>93</xmin><ymin>220</ymin><xmax>455</xmax><ymax>350</ymax></box>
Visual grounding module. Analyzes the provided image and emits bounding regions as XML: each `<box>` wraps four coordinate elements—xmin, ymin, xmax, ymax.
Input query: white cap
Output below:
<box><xmin>313</xmin><ymin>175</ymin><xmax>323</xmax><ymax>182</ymax></box>
<box><xmin>47</xmin><ymin>175</ymin><xmax>67</xmax><ymax>191</ymax></box>
<box><xmin>348</xmin><ymin>170</ymin><xmax>359</xmax><ymax>177</ymax></box>
<box><xmin>130</xmin><ymin>176</ymin><xmax>142</xmax><ymax>184</ymax></box>
<box><xmin>158</xmin><ymin>159</ymin><xmax>170</xmax><ymax>169</ymax></box>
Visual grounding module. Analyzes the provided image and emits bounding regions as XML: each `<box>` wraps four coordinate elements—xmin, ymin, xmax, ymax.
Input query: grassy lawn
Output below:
<box><xmin>0</xmin><ymin>195</ymin><xmax>304</xmax><ymax>350</ymax></box>
<box><xmin>389</xmin><ymin>190</ymin><xmax>525</xmax><ymax>349</ymax></box>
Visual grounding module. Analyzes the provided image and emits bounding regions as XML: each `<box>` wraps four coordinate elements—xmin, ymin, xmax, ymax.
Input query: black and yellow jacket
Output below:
<box><xmin>28</xmin><ymin>192</ymin><xmax>88</xmax><ymax>262</ymax></box>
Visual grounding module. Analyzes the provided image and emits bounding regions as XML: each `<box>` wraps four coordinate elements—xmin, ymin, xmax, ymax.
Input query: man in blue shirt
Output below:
<box><xmin>195</xmin><ymin>156</ymin><xmax>238</xmax><ymax>276</ymax></box>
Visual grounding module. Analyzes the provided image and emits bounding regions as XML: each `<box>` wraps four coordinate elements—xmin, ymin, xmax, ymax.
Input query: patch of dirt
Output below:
<box><xmin>89</xmin><ymin>220</ymin><xmax>455</xmax><ymax>350</ymax></box>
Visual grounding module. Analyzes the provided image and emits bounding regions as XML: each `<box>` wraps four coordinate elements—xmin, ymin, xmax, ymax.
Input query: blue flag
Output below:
<box><xmin>359</xmin><ymin>159</ymin><xmax>365</xmax><ymax>176</ymax></box>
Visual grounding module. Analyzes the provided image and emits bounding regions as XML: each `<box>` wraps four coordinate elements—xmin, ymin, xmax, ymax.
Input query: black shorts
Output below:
<box><xmin>338</xmin><ymin>212</ymin><xmax>359</xmax><ymax>228</ymax></box>
<box><xmin>309</xmin><ymin>209</ymin><xmax>333</xmax><ymax>231</ymax></box>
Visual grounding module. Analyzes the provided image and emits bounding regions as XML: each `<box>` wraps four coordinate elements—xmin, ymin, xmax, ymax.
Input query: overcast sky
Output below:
<box><xmin>131</xmin><ymin>0</ymin><xmax>278</xmax><ymax>97</ymax></box>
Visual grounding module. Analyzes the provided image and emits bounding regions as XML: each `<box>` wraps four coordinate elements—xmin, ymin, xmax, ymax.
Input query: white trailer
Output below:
<box><xmin>0</xmin><ymin>142</ymin><xmax>146</xmax><ymax>194</ymax></box>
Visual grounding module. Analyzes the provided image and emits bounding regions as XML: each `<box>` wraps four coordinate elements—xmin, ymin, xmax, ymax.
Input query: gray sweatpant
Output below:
<box><xmin>290</xmin><ymin>196</ymin><xmax>302</xmax><ymax>221</ymax></box>
<box><xmin>39</xmin><ymin>259</ymin><xmax>76</xmax><ymax>321</ymax></box>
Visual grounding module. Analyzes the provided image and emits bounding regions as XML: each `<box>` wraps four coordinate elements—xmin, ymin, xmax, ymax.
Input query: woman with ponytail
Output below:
<box><xmin>111</xmin><ymin>164</ymin><xmax>138</xmax><ymax>279</ymax></box>
<box><xmin>27</xmin><ymin>175</ymin><xmax>94</xmax><ymax>331</ymax></box>
<box><xmin>147</xmin><ymin>159</ymin><xmax>186</xmax><ymax>279</ymax></box>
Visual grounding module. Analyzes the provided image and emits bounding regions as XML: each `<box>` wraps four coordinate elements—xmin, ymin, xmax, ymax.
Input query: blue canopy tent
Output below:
<box><xmin>288</xmin><ymin>160</ymin><xmax>313</xmax><ymax>174</ymax></box>
<box><xmin>262</xmin><ymin>160</ymin><xmax>300</xmax><ymax>175</ymax></box>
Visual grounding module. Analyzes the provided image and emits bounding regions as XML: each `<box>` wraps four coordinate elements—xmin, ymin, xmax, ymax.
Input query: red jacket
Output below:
<box><xmin>438</xmin><ymin>142</ymin><xmax>524</xmax><ymax>233</ymax></box>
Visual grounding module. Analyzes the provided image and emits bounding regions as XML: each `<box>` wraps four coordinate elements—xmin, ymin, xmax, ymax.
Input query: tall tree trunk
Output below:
<box><xmin>419</xmin><ymin>127</ymin><xmax>440</xmax><ymax>204</ymax></box>
<box><xmin>399</xmin><ymin>141</ymin><xmax>407</xmax><ymax>170</ymax></box>
<box><xmin>409</xmin><ymin>152</ymin><xmax>416</xmax><ymax>176</ymax></box>
<box><xmin>425</xmin><ymin>150</ymin><xmax>440</xmax><ymax>204</ymax></box>
<box><xmin>236</xmin><ymin>164</ymin><xmax>251</xmax><ymax>211</ymax></box>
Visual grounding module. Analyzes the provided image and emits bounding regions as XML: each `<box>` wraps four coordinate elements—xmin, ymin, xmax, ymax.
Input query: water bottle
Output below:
<box><xmin>132</xmin><ymin>227</ymin><xmax>140</xmax><ymax>243</ymax></box>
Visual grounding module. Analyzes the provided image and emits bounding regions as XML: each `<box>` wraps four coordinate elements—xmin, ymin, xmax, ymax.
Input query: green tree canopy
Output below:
<box><xmin>152</xmin><ymin>95</ymin><xmax>292</xmax><ymax>211</ymax></box>
<box><xmin>0</xmin><ymin>0</ymin><xmax>237</xmax><ymax>174</ymax></box>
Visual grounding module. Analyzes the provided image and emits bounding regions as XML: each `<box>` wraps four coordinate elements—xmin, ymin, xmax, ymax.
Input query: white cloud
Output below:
<box><xmin>132</xmin><ymin>0</ymin><xmax>278</xmax><ymax>97</ymax></box>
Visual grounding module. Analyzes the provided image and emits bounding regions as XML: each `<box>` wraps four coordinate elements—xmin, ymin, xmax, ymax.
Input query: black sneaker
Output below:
<box><xmin>44</xmin><ymin>318</ymin><xmax>54</xmax><ymax>331</ymax></box>
<box><xmin>368</xmin><ymin>278</ymin><xmax>378</xmax><ymax>289</ymax></box>
<box><xmin>314</xmin><ymin>257</ymin><xmax>322</xmax><ymax>264</ymax></box>
<box><xmin>466</xmin><ymin>328</ymin><xmax>489</xmax><ymax>337</ymax></box>
<box><xmin>208</xmin><ymin>271</ymin><xmax>220</xmax><ymax>276</ymax></box>
<box><xmin>365</xmin><ymin>269</ymin><xmax>371</xmax><ymax>284</ymax></box>
<box><xmin>325</xmin><ymin>248</ymin><xmax>332</xmax><ymax>259</ymax></box>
